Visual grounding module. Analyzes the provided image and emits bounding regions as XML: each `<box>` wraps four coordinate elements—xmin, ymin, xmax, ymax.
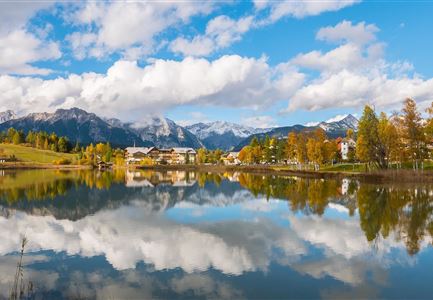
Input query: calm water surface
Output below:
<box><xmin>0</xmin><ymin>169</ymin><xmax>432</xmax><ymax>299</ymax></box>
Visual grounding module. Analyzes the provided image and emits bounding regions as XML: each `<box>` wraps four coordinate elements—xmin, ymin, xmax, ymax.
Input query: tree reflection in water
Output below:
<box><xmin>0</xmin><ymin>169</ymin><xmax>432</xmax><ymax>255</ymax></box>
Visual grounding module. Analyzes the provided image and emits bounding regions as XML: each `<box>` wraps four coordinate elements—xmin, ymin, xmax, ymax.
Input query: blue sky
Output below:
<box><xmin>0</xmin><ymin>0</ymin><xmax>432</xmax><ymax>128</ymax></box>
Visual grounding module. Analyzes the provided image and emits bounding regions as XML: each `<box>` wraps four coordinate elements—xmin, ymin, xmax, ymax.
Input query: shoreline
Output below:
<box><xmin>136</xmin><ymin>164</ymin><xmax>433</xmax><ymax>183</ymax></box>
<box><xmin>2</xmin><ymin>162</ymin><xmax>433</xmax><ymax>182</ymax></box>
<box><xmin>0</xmin><ymin>162</ymin><xmax>92</xmax><ymax>170</ymax></box>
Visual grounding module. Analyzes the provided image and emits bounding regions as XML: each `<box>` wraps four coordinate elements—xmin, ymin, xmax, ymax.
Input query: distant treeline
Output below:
<box><xmin>237</xmin><ymin>98</ymin><xmax>433</xmax><ymax>170</ymax></box>
<box><xmin>76</xmin><ymin>143</ymin><xmax>125</xmax><ymax>166</ymax></box>
<box><xmin>0</xmin><ymin>128</ymin><xmax>72</xmax><ymax>152</ymax></box>
<box><xmin>0</xmin><ymin>128</ymin><xmax>125</xmax><ymax>165</ymax></box>
<box><xmin>238</xmin><ymin>129</ymin><xmax>340</xmax><ymax>168</ymax></box>
<box><xmin>355</xmin><ymin>98</ymin><xmax>433</xmax><ymax>169</ymax></box>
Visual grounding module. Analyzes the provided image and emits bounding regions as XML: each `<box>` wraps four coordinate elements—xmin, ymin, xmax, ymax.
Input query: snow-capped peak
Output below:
<box><xmin>187</xmin><ymin>121</ymin><xmax>267</xmax><ymax>139</ymax></box>
<box><xmin>0</xmin><ymin>110</ymin><xmax>17</xmax><ymax>124</ymax></box>
<box><xmin>131</xmin><ymin>116</ymin><xmax>176</xmax><ymax>137</ymax></box>
<box><xmin>319</xmin><ymin>114</ymin><xmax>358</xmax><ymax>132</ymax></box>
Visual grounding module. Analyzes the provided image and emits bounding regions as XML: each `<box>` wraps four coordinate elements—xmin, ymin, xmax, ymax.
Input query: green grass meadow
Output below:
<box><xmin>0</xmin><ymin>143</ymin><xmax>77</xmax><ymax>164</ymax></box>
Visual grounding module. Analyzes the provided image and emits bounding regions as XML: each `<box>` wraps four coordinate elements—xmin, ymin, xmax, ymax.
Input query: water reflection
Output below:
<box><xmin>0</xmin><ymin>169</ymin><xmax>432</xmax><ymax>298</ymax></box>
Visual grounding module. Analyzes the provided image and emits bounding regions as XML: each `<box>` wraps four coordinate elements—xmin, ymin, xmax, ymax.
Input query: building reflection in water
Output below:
<box><xmin>0</xmin><ymin>169</ymin><xmax>432</xmax><ymax>299</ymax></box>
<box><xmin>125</xmin><ymin>170</ymin><xmax>197</xmax><ymax>187</ymax></box>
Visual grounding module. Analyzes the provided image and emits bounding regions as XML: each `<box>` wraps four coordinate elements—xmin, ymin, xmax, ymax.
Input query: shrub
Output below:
<box><xmin>140</xmin><ymin>157</ymin><xmax>155</xmax><ymax>166</ymax></box>
<box><xmin>53</xmin><ymin>158</ymin><xmax>71</xmax><ymax>165</ymax></box>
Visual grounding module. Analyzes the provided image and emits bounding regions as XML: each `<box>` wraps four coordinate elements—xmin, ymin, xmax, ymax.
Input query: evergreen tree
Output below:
<box><xmin>250</xmin><ymin>136</ymin><xmax>259</xmax><ymax>147</ymax></box>
<box><xmin>105</xmin><ymin>143</ymin><xmax>112</xmax><ymax>162</ymax></box>
<box><xmin>7</xmin><ymin>128</ymin><xmax>17</xmax><ymax>143</ymax></box>
<box><xmin>58</xmin><ymin>137</ymin><xmax>69</xmax><ymax>153</ymax></box>
<box><xmin>73</xmin><ymin>142</ymin><xmax>81</xmax><ymax>153</ymax></box>
<box><xmin>263</xmin><ymin>135</ymin><xmax>272</xmax><ymax>163</ymax></box>
<box><xmin>276</xmin><ymin>139</ymin><xmax>286</xmax><ymax>163</ymax></box>
<box><xmin>26</xmin><ymin>131</ymin><xmax>36</xmax><ymax>146</ymax></box>
<box><xmin>12</xmin><ymin>131</ymin><xmax>22</xmax><ymax>145</ymax></box>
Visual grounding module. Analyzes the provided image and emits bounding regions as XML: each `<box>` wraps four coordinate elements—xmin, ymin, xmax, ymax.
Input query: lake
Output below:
<box><xmin>0</xmin><ymin>169</ymin><xmax>432</xmax><ymax>299</ymax></box>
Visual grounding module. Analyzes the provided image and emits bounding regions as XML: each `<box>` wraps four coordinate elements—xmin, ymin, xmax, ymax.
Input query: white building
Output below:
<box><xmin>125</xmin><ymin>147</ymin><xmax>153</xmax><ymax>164</ymax></box>
<box><xmin>125</xmin><ymin>146</ymin><xmax>197</xmax><ymax>165</ymax></box>
<box><xmin>170</xmin><ymin>147</ymin><xmax>197</xmax><ymax>164</ymax></box>
<box><xmin>340</xmin><ymin>139</ymin><xmax>356</xmax><ymax>160</ymax></box>
<box><xmin>224</xmin><ymin>152</ymin><xmax>241</xmax><ymax>165</ymax></box>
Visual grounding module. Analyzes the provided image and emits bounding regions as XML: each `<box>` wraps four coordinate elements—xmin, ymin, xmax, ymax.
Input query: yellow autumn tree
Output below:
<box><xmin>296</xmin><ymin>132</ymin><xmax>308</xmax><ymax>164</ymax></box>
<box><xmin>425</xmin><ymin>101</ymin><xmax>433</xmax><ymax>157</ymax></box>
<box><xmin>401</xmin><ymin>98</ymin><xmax>426</xmax><ymax>167</ymax></box>
<box><xmin>286</xmin><ymin>132</ymin><xmax>297</xmax><ymax>162</ymax></box>
<box><xmin>378</xmin><ymin>112</ymin><xmax>400</xmax><ymax>165</ymax></box>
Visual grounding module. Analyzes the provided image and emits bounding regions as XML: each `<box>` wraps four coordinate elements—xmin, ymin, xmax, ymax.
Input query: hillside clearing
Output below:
<box><xmin>0</xmin><ymin>143</ymin><xmax>77</xmax><ymax>164</ymax></box>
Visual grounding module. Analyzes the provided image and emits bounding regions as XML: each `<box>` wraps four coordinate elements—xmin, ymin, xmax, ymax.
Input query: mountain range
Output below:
<box><xmin>0</xmin><ymin>110</ymin><xmax>16</xmax><ymax>124</ymax></box>
<box><xmin>0</xmin><ymin>108</ymin><xmax>201</xmax><ymax>148</ymax></box>
<box><xmin>0</xmin><ymin>108</ymin><xmax>358</xmax><ymax>150</ymax></box>
<box><xmin>186</xmin><ymin>121</ymin><xmax>268</xmax><ymax>150</ymax></box>
<box><xmin>232</xmin><ymin>115</ymin><xmax>358</xmax><ymax>151</ymax></box>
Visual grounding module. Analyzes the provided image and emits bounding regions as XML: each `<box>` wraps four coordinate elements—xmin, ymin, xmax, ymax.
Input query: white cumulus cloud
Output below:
<box><xmin>317</xmin><ymin>20</ymin><xmax>379</xmax><ymax>45</ymax></box>
<box><xmin>241</xmin><ymin>115</ymin><xmax>277</xmax><ymax>129</ymax></box>
<box><xmin>0</xmin><ymin>2</ymin><xmax>60</xmax><ymax>75</ymax></box>
<box><xmin>170</xmin><ymin>15</ymin><xmax>254</xmax><ymax>57</ymax></box>
<box><xmin>67</xmin><ymin>1</ymin><xmax>215</xmax><ymax>59</ymax></box>
<box><xmin>285</xmin><ymin>20</ymin><xmax>433</xmax><ymax>112</ymax></box>
<box><xmin>254</xmin><ymin>0</ymin><xmax>360</xmax><ymax>22</ymax></box>
<box><xmin>0</xmin><ymin>30</ymin><xmax>61</xmax><ymax>75</ymax></box>
<box><xmin>0</xmin><ymin>55</ymin><xmax>305</xmax><ymax>120</ymax></box>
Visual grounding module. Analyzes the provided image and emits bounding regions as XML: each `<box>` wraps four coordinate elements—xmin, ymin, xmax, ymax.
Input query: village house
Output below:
<box><xmin>223</xmin><ymin>152</ymin><xmax>241</xmax><ymax>165</ymax></box>
<box><xmin>125</xmin><ymin>147</ymin><xmax>153</xmax><ymax>164</ymax></box>
<box><xmin>147</xmin><ymin>147</ymin><xmax>172</xmax><ymax>164</ymax></box>
<box><xmin>338</xmin><ymin>138</ymin><xmax>356</xmax><ymax>160</ymax></box>
<box><xmin>170</xmin><ymin>148</ymin><xmax>197</xmax><ymax>164</ymax></box>
<box><xmin>125</xmin><ymin>146</ymin><xmax>197</xmax><ymax>165</ymax></box>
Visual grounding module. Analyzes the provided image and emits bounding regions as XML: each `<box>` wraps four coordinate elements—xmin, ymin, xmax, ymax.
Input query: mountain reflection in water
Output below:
<box><xmin>0</xmin><ymin>169</ymin><xmax>432</xmax><ymax>299</ymax></box>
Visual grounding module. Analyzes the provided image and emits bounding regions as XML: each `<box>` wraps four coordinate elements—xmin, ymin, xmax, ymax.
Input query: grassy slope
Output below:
<box><xmin>0</xmin><ymin>143</ymin><xmax>77</xmax><ymax>164</ymax></box>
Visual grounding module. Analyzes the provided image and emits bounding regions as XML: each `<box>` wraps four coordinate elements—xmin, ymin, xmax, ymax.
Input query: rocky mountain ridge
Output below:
<box><xmin>0</xmin><ymin>108</ymin><xmax>358</xmax><ymax>149</ymax></box>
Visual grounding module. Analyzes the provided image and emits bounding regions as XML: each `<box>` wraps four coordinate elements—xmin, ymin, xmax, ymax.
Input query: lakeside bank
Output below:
<box><xmin>2</xmin><ymin>161</ymin><xmax>433</xmax><ymax>183</ymax></box>
<box><xmin>136</xmin><ymin>164</ymin><xmax>433</xmax><ymax>183</ymax></box>
<box><xmin>0</xmin><ymin>162</ymin><xmax>91</xmax><ymax>170</ymax></box>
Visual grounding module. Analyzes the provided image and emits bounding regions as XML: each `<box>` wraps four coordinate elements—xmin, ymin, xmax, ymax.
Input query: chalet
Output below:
<box><xmin>223</xmin><ymin>152</ymin><xmax>240</xmax><ymax>165</ymax></box>
<box><xmin>144</xmin><ymin>147</ymin><xmax>171</xmax><ymax>164</ymax></box>
<box><xmin>125</xmin><ymin>146</ymin><xmax>197</xmax><ymax>165</ymax></box>
<box><xmin>170</xmin><ymin>148</ymin><xmax>197</xmax><ymax>164</ymax></box>
<box><xmin>125</xmin><ymin>147</ymin><xmax>153</xmax><ymax>164</ymax></box>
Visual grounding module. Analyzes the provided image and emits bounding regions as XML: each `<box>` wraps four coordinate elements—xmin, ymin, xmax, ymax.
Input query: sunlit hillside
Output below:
<box><xmin>0</xmin><ymin>144</ymin><xmax>77</xmax><ymax>164</ymax></box>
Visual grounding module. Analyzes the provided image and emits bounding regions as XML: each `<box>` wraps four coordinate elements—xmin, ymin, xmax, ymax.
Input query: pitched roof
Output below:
<box><xmin>125</xmin><ymin>147</ymin><xmax>154</xmax><ymax>155</ymax></box>
<box><xmin>227</xmin><ymin>152</ymin><xmax>239</xmax><ymax>158</ymax></box>
<box><xmin>171</xmin><ymin>147</ymin><xmax>196</xmax><ymax>154</ymax></box>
